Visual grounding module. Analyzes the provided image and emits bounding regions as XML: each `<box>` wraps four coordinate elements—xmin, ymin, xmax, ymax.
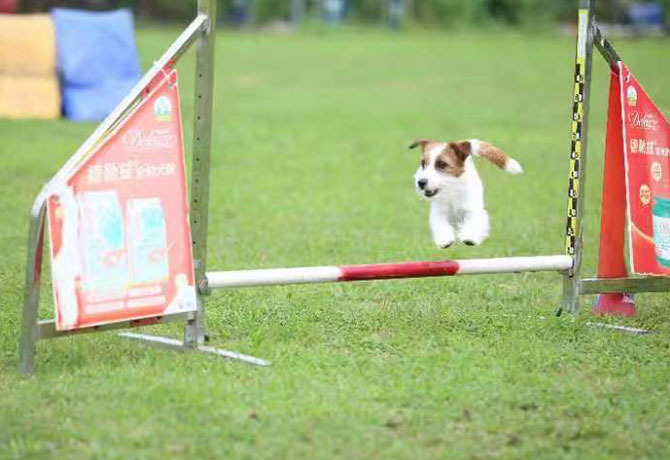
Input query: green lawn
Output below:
<box><xmin>2</xmin><ymin>26</ymin><xmax>670</xmax><ymax>459</ymax></box>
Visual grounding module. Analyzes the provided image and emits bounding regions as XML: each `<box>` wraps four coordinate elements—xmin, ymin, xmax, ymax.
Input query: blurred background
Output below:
<box><xmin>7</xmin><ymin>0</ymin><xmax>670</xmax><ymax>30</ymax></box>
<box><xmin>0</xmin><ymin>0</ymin><xmax>666</xmax><ymax>121</ymax></box>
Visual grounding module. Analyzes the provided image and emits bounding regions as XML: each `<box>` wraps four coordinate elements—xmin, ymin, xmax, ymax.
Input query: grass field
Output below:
<box><xmin>1</xmin><ymin>26</ymin><xmax>670</xmax><ymax>459</ymax></box>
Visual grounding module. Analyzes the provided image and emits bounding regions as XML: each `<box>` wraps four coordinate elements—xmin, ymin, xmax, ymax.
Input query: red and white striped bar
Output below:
<box><xmin>206</xmin><ymin>255</ymin><xmax>573</xmax><ymax>289</ymax></box>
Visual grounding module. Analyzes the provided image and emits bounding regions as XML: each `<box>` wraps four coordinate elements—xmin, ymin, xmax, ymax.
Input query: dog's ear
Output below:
<box><xmin>409</xmin><ymin>139</ymin><xmax>430</xmax><ymax>151</ymax></box>
<box><xmin>448</xmin><ymin>141</ymin><xmax>472</xmax><ymax>162</ymax></box>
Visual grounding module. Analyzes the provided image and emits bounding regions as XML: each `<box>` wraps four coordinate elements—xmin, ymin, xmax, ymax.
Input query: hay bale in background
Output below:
<box><xmin>0</xmin><ymin>13</ymin><xmax>60</xmax><ymax>119</ymax></box>
<box><xmin>0</xmin><ymin>75</ymin><xmax>60</xmax><ymax>119</ymax></box>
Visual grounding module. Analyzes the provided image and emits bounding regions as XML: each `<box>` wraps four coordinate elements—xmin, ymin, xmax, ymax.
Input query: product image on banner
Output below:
<box><xmin>46</xmin><ymin>70</ymin><xmax>197</xmax><ymax>331</ymax></box>
<box><xmin>79</xmin><ymin>190</ymin><xmax>129</xmax><ymax>293</ymax></box>
<box><xmin>652</xmin><ymin>196</ymin><xmax>670</xmax><ymax>267</ymax></box>
<box><xmin>127</xmin><ymin>197</ymin><xmax>169</xmax><ymax>284</ymax></box>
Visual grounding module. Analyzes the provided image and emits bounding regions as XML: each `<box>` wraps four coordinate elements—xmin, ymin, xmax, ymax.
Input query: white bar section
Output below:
<box><xmin>457</xmin><ymin>255</ymin><xmax>573</xmax><ymax>274</ymax></box>
<box><xmin>207</xmin><ymin>266</ymin><xmax>342</xmax><ymax>288</ymax></box>
<box><xmin>206</xmin><ymin>255</ymin><xmax>573</xmax><ymax>289</ymax></box>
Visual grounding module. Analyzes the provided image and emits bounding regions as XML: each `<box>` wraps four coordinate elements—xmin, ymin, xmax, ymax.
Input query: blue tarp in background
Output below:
<box><xmin>52</xmin><ymin>8</ymin><xmax>141</xmax><ymax>121</ymax></box>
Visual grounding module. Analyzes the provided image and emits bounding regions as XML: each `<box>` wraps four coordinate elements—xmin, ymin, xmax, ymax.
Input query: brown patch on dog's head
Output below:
<box><xmin>435</xmin><ymin>141</ymin><xmax>472</xmax><ymax>177</ymax></box>
<box><xmin>411</xmin><ymin>139</ymin><xmax>473</xmax><ymax>177</ymax></box>
<box><xmin>449</xmin><ymin>141</ymin><xmax>472</xmax><ymax>162</ymax></box>
<box><xmin>412</xmin><ymin>138</ymin><xmax>519</xmax><ymax>177</ymax></box>
<box><xmin>410</xmin><ymin>139</ymin><xmax>438</xmax><ymax>170</ymax></box>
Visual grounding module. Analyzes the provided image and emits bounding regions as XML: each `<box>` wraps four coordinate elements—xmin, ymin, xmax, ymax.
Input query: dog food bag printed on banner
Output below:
<box><xmin>126</xmin><ymin>198</ymin><xmax>169</xmax><ymax>285</ymax></box>
<box><xmin>79</xmin><ymin>191</ymin><xmax>129</xmax><ymax>295</ymax></box>
<box><xmin>620</xmin><ymin>62</ymin><xmax>670</xmax><ymax>275</ymax></box>
<box><xmin>46</xmin><ymin>70</ymin><xmax>197</xmax><ymax>331</ymax></box>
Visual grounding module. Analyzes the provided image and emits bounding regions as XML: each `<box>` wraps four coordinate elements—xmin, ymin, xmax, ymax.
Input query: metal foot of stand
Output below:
<box><xmin>119</xmin><ymin>332</ymin><xmax>271</xmax><ymax>366</ymax></box>
<box><xmin>586</xmin><ymin>322</ymin><xmax>653</xmax><ymax>335</ymax></box>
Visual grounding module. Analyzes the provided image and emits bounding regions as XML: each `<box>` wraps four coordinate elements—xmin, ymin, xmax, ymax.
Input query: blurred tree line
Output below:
<box><xmin>19</xmin><ymin>0</ymin><xmax>669</xmax><ymax>26</ymax></box>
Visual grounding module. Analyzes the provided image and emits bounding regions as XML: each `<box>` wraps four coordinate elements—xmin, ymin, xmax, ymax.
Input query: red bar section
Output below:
<box><xmin>339</xmin><ymin>260</ymin><xmax>460</xmax><ymax>281</ymax></box>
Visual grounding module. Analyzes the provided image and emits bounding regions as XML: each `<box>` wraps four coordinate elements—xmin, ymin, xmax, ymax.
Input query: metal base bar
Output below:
<box><xmin>118</xmin><ymin>332</ymin><xmax>270</xmax><ymax>366</ymax></box>
<box><xmin>586</xmin><ymin>322</ymin><xmax>653</xmax><ymax>335</ymax></box>
<box><xmin>37</xmin><ymin>312</ymin><xmax>191</xmax><ymax>339</ymax></box>
<box><xmin>580</xmin><ymin>277</ymin><xmax>670</xmax><ymax>294</ymax></box>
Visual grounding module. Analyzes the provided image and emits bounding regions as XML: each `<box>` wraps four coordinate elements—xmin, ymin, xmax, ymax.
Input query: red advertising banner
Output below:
<box><xmin>46</xmin><ymin>70</ymin><xmax>197</xmax><ymax>330</ymax></box>
<box><xmin>620</xmin><ymin>62</ymin><xmax>670</xmax><ymax>276</ymax></box>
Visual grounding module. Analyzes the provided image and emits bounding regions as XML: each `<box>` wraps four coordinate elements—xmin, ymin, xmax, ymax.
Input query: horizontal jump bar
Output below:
<box><xmin>205</xmin><ymin>255</ymin><xmax>573</xmax><ymax>289</ymax></box>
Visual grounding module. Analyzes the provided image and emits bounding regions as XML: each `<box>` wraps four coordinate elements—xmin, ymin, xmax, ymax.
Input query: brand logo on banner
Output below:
<box><xmin>46</xmin><ymin>70</ymin><xmax>196</xmax><ymax>331</ymax></box>
<box><xmin>122</xmin><ymin>128</ymin><xmax>177</xmax><ymax>151</ymax></box>
<box><xmin>627</xmin><ymin>111</ymin><xmax>659</xmax><ymax>131</ymax></box>
<box><xmin>154</xmin><ymin>96</ymin><xmax>172</xmax><ymax>122</ymax></box>
<box><xmin>620</xmin><ymin>62</ymin><xmax>670</xmax><ymax>275</ymax></box>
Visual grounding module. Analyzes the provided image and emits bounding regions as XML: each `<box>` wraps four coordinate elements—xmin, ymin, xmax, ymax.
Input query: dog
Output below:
<box><xmin>411</xmin><ymin>139</ymin><xmax>522</xmax><ymax>248</ymax></box>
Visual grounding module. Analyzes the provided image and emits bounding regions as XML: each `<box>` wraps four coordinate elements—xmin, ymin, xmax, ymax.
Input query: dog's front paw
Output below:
<box><xmin>430</xmin><ymin>217</ymin><xmax>456</xmax><ymax>249</ymax></box>
<box><xmin>434</xmin><ymin>237</ymin><xmax>455</xmax><ymax>249</ymax></box>
<box><xmin>459</xmin><ymin>234</ymin><xmax>486</xmax><ymax>246</ymax></box>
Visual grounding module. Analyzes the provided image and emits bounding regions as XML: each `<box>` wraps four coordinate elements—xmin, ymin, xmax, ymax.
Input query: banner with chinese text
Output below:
<box><xmin>620</xmin><ymin>62</ymin><xmax>670</xmax><ymax>275</ymax></box>
<box><xmin>46</xmin><ymin>70</ymin><xmax>196</xmax><ymax>330</ymax></box>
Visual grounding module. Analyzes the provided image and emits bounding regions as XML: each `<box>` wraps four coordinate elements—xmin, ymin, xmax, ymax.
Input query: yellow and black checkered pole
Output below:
<box><xmin>560</xmin><ymin>0</ymin><xmax>595</xmax><ymax>315</ymax></box>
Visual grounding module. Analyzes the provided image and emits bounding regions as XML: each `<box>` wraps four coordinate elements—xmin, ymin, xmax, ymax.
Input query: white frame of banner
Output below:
<box><xmin>19</xmin><ymin>0</ymin><xmax>667</xmax><ymax>374</ymax></box>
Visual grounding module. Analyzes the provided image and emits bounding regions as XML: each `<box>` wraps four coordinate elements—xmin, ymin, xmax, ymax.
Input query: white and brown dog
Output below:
<box><xmin>412</xmin><ymin>139</ymin><xmax>522</xmax><ymax>248</ymax></box>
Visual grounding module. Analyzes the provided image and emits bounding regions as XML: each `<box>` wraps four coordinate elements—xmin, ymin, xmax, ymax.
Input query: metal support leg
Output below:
<box><xmin>559</xmin><ymin>0</ymin><xmax>595</xmax><ymax>315</ymax></box>
<box><xmin>182</xmin><ymin>0</ymin><xmax>216</xmax><ymax>349</ymax></box>
<box><xmin>561</xmin><ymin>274</ymin><xmax>580</xmax><ymax>316</ymax></box>
<box><xmin>184</xmin><ymin>294</ymin><xmax>206</xmax><ymax>348</ymax></box>
<box><xmin>184</xmin><ymin>0</ymin><xmax>217</xmax><ymax>348</ymax></box>
<box><xmin>19</xmin><ymin>198</ymin><xmax>47</xmax><ymax>374</ymax></box>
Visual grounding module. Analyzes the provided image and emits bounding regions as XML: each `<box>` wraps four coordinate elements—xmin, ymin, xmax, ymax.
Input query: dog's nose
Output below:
<box><xmin>417</xmin><ymin>179</ymin><xmax>428</xmax><ymax>189</ymax></box>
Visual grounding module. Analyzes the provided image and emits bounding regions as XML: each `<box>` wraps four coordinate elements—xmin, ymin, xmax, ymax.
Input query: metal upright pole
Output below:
<box><xmin>559</xmin><ymin>0</ymin><xmax>596</xmax><ymax>315</ymax></box>
<box><xmin>18</xmin><ymin>198</ymin><xmax>47</xmax><ymax>374</ymax></box>
<box><xmin>185</xmin><ymin>0</ymin><xmax>217</xmax><ymax>347</ymax></box>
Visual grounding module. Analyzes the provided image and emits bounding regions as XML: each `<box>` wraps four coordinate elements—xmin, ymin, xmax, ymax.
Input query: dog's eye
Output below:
<box><xmin>420</xmin><ymin>160</ymin><xmax>426</xmax><ymax>168</ymax></box>
<box><xmin>435</xmin><ymin>160</ymin><xmax>448</xmax><ymax>169</ymax></box>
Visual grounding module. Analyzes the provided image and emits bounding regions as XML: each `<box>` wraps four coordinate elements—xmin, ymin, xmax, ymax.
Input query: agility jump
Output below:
<box><xmin>19</xmin><ymin>0</ymin><xmax>670</xmax><ymax>374</ymax></box>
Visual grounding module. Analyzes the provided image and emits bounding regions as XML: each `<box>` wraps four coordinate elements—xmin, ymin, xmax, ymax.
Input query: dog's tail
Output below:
<box><xmin>468</xmin><ymin>139</ymin><xmax>523</xmax><ymax>174</ymax></box>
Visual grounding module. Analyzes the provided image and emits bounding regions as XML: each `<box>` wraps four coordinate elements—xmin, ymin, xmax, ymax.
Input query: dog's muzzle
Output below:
<box><xmin>416</xmin><ymin>178</ymin><xmax>438</xmax><ymax>198</ymax></box>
